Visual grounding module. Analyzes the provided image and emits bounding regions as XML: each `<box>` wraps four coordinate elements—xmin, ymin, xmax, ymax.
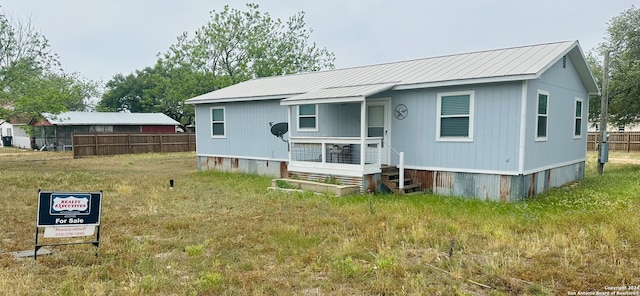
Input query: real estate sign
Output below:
<box><xmin>37</xmin><ymin>191</ymin><xmax>102</xmax><ymax>227</ymax></box>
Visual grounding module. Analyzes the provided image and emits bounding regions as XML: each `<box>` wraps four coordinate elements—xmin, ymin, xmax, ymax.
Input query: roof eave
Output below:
<box><xmin>568</xmin><ymin>43</ymin><xmax>601</xmax><ymax>95</ymax></box>
<box><xmin>393</xmin><ymin>75</ymin><xmax>538</xmax><ymax>91</ymax></box>
<box><xmin>52</xmin><ymin>123</ymin><xmax>178</xmax><ymax>126</ymax></box>
<box><xmin>280</xmin><ymin>96</ymin><xmax>365</xmax><ymax>106</ymax></box>
<box><xmin>185</xmin><ymin>94</ymin><xmax>297</xmax><ymax>105</ymax></box>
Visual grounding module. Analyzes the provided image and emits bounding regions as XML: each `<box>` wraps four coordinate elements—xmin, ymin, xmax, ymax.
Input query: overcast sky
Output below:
<box><xmin>1</xmin><ymin>0</ymin><xmax>637</xmax><ymax>84</ymax></box>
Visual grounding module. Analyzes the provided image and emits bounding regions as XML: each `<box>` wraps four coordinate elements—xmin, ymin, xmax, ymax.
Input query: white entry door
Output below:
<box><xmin>367</xmin><ymin>99</ymin><xmax>391</xmax><ymax>164</ymax></box>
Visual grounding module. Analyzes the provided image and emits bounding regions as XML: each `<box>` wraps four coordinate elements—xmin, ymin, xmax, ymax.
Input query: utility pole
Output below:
<box><xmin>597</xmin><ymin>51</ymin><xmax>610</xmax><ymax>175</ymax></box>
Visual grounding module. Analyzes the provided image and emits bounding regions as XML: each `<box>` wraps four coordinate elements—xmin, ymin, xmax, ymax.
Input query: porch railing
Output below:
<box><xmin>289</xmin><ymin>137</ymin><xmax>382</xmax><ymax>177</ymax></box>
<box><xmin>389</xmin><ymin>145</ymin><xmax>405</xmax><ymax>190</ymax></box>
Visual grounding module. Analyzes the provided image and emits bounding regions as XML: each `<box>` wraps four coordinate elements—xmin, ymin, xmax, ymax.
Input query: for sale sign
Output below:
<box><xmin>43</xmin><ymin>225</ymin><xmax>96</xmax><ymax>238</ymax></box>
<box><xmin>37</xmin><ymin>191</ymin><xmax>102</xmax><ymax>227</ymax></box>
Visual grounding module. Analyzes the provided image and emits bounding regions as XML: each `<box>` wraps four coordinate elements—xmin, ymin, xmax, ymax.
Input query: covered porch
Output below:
<box><xmin>288</xmin><ymin>136</ymin><xmax>383</xmax><ymax>177</ymax></box>
<box><xmin>281</xmin><ymin>83</ymin><xmax>398</xmax><ymax>184</ymax></box>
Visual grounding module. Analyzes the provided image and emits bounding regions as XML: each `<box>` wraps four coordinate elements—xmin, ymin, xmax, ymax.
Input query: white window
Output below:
<box><xmin>436</xmin><ymin>91</ymin><xmax>474</xmax><ymax>141</ymax></box>
<box><xmin>536</xmin><ymin>90</ymin><xmax>549</xmax><ymax>140</ymax></box>
<box><xmin>297</xmin><ymin>104</ymin><xmax>318</xmax><ymax>131</ymax></box>
<box><xmin>574</xmin><ymin>98</ymin><xmax>583</xmax><ymax>138</ymax></box>
<box><xmin>210</xmin><ymin>107</ymin><xmax>226</xmax><ymax>138</ymax></box>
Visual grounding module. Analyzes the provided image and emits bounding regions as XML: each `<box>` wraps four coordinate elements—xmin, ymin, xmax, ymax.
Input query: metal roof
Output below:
<box><xmin>186</xmin><ymin>40</ymin><xmax>599</xmax><ymax>105</ymax></box>
<box><xmin>281</xmin><ymin>83</ymin><xmax>397</xmax><ymax>105</ymax></box>
<box><xmin>42</xmin><ymin>112</ymin><xmax>180</xmax><ymax>126</ymax></box>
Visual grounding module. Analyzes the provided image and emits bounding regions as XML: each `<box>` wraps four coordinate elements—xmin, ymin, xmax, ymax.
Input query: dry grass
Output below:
<box><xmin>0</xmin><ymin>147</ymin><xmax>639</xmax><ymax>295</ymax></box>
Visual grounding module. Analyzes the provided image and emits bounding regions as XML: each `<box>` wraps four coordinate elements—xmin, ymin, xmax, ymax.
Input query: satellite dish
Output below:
<box><xmin>269</xmin><ymin>122</ymin><xmax>289</xmax><ymax>146</ymax></box>
<box><xmin>270</xmin><ymin>122</ymin><xmax>288</xmax><ymax>138</ymax></box>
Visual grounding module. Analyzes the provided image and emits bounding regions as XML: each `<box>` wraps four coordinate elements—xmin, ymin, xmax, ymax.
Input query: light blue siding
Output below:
<box><xmin>290</xmin><ymin>103</ymin><xmax>361</xmax><ymax>137</ymax></box>
<box><xmin>524</xmin><ymin>55</ymin><xmax>589</xmax><ymax>172</ymax></box>
<box><xmin>194</xmin><ymin>100</ymin><xmax>289</xmax><ymax>160</ymax></box>
<box><xmin>385</xmin><ymin>82</ymin><xmax>522</xmax><ymax>173</ymax></box>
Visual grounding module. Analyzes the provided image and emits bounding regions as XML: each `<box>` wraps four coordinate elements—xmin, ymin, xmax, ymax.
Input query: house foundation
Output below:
<box><xmin>405</xmin><ymin>161</ymin><xmax>585</xmax><ymax>201</ymax></box>
<box><xmin>197</xmin><ymin>156</ymin><xmax>585</xmax><ymax>201</ymax></box>
<box><xmin>198</xmin><ymin>156</ymin><xmax>288</xmax><ymax>178</ymax></box>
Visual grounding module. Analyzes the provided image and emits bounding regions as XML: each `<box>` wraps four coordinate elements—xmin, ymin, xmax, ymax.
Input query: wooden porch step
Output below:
<box><xmin>381</xmin><ymin>165</ymin><xmax>398</xmax><ymax>174</ymax></box>
<box><xmin>382</xmin><ymin>172</ymin><xmax>400</xmax><ymax>178</ymax></box>
<box><xmin>390</xmin><ymin>178</ymin><xmax>414</xmax><ymax>185</ymax></box>
<box><xmin>397</xmin><ymin>184</ymin><xmax>420</xmax><ymax>191</ymax></box>
<box><xmin>380</xmin><ymin>165</ymin><xmax>422</xmax><ymax>194</ymax></box>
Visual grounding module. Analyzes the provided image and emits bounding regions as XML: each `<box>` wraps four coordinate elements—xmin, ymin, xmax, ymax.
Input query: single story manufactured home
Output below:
<box><xmin>186</xmin><ymin>40</ymin><xmax>599</xmax><ymax>201</ymax></box>
<box><xmin>33</xmin><ymin>111</ymin><xmax>180</xmax><ymax>150</ymax></box>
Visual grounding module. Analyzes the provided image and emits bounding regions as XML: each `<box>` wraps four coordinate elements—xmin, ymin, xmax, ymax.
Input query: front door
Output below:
<box><xmin>367</xmin><ymin>99</ymin><xmax>391</xmax><ymax>164</ymax></box>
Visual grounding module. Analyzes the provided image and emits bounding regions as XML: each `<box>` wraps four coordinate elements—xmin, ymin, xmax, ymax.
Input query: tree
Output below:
<box><xmin>99</xmin><ymin>3</ymin><xmax>335</xmax><ymax>126</ymax></box>
<box><xmin>166</xmin><ymin>3</ymin><xmax>335</xmax><ymax>83</ymax></box>
<box><xmin>14</xmin><ymin>72</ymin><xmax>98</xmax><ymax>115</ymax></box>
<box><xmin>97</xmin><ymin>63</ymin><xmax>218</xmax><ymax>127</ymax></box>
<box><xmin>0</xmin><ymin>11</ymin><xmax>58</xmax><ymax>101</ymax></box>
<box><xmin>98</xmin><ymin>70</ymin><xmax>153</xmax><ymax>113</ymax></box>
<box><xmin>597</xmin><ymin>5</ymin><xmax>640</xmax><ymax>126</ymax></box>
<box><xmin>0</xmin><ymin>10</ymin><xmax>97</xmax><ymax>120</ymax></box>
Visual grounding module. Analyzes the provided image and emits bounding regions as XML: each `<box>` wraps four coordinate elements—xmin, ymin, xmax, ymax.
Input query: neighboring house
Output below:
<box><xmin>185</xmin><ymin>40</ymin><xmax>599</xmax><ymax>200</ymax></box>
<box><xmin>0</xmin><ymin>103</ymin><xmax>32</xmax><ymax>149</ymax></box>
<box><xmin>1</xmin><ymin>115</ymin><xmax>35</xmax><ymax>149</ymax></box>
<box><xmin>0</xmin><ymin>119</ymin><xmax>12</xmax><ymax>147</ymax></box>
<box><xmin>33</xmin><ymin>111</ymin><xmax>180</xmax><ymax>150</ymax></box>
<box><xmin>11</xmin><ymin>121</ymin><xmax>33</xmax><ymax>149</ymax></box>
<box><xmin>588</xmin><ymin>121</ymin><xmax>640</xmax><ymax>132</ymax></box>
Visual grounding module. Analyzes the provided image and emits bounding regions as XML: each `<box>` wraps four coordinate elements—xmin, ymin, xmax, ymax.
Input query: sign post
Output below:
<box><xmin>35</xmin><ymin>190</ymin><xmax>103</xmax><ymax>260</ymax></box>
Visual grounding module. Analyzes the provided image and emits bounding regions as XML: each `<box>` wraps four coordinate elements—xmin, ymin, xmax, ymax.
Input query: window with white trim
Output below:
<box><xmin>536</xmin><ymin>90</ymin><xmax>548</xmax><ymax>140</ymax></box>
<box><xmin>574</xmin><ymin>98</ymin><xmax>583</xmax><ymax>138</ymax></box>
<box><xmin>297</xmin><ymin>104</ymin><xmax>318</xmax><ymax>131</ymax></box>
<box><xmin>437</xmin><ymin>91</ymin><xmax>474</xmax><ymax>141</ymax></box>
<box><xmin>210</xmin><ymin>107</ymin><xmax>226</xmax><ymax>137</ymax></box>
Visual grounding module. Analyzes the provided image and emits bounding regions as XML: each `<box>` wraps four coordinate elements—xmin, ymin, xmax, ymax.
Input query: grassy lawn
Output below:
<box><xmin>0</xmin><ymin>148</ymin><xmax>638</xmax><ymax>295</ymax></box>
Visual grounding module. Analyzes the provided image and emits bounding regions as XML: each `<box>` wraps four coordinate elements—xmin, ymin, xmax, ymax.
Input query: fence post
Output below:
<box><xmin>72</xmin><ymin>133</ymin><xmax>77</xmax><ymax>158</ymax></box>
<box><xmin>160</xmin><ymin>134</ymin><xmax>164</xmax><ymax>153</ymax></box>
<box><xmin>627</xmin><ymin>133</ymin><xmax>631</xmax><ymax>152</ymax></box>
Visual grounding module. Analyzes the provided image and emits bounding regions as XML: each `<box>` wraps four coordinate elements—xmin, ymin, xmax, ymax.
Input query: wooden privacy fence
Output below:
<box><xmin>72</xmin><ymin>133</ymin><xmax>196</xmax><ymax>158</ymax></box>
<box><xmin>587</xmin><ymin>132</ymin><xmax>640</xmax><ymax>152</ymax></box>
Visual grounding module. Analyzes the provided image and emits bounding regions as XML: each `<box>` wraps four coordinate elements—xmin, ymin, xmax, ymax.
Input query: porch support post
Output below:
<box><xmin>287</xmin><ymin>105</ymin><xmax>292</xmax><ymax>161</ymax></box>
<box><xmin>399</xmin><ymin>152</ymin><xmax>405</xmax><ymax>189</ymax></box>
<box><xmin>360</xmin><ymin>98</ymin><xmax>366</xmax><ymax>171</ymax></box>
